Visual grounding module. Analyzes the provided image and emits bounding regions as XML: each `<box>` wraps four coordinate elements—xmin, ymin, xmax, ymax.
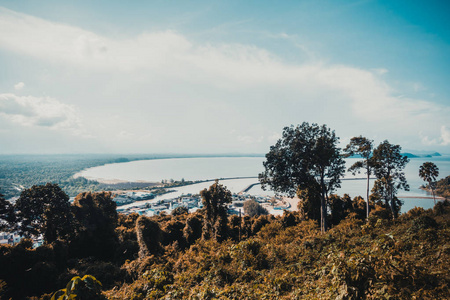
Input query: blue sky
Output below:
<box><xmin>0</xmin><ymin>0</ymin><xmax>449</xmax><ymax>154</ymax></box>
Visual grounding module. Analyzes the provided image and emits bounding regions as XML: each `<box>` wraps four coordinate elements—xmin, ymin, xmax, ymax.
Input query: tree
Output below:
<box><xmin>71</xmin><ymin>192</ymin><xmax>118</xmax><ymax>259</ymax></box>
<box><xmin>343</xmin><ymin>136</ymin><xmax>374</xmax><ymax>219</ymax></box>
<box><xmin>259</xmin><ymin>123</ymin><xmax>345</xmax><ymax>232</ymax></box>
<box><xmin>371</xmin><ymin>140</ymin><xmax>409</xmax><ymax>218</ymax></box>
<box><xmin>14</xmin><ymin>183</ymin><xmax>73</xmax><ymax>243</ymax></box>
<box><xmin>0</xmin><ymin>191</ymin><xmax>15</xmax><ymax>231</ymax></box>
<box><xmin>435</xmin><ymin>175</ymin><xmax>450</xmax><ymax>199</ymax></box>
<box><xmin>171</xmin><ymin>206</ymin><xmax>189</xmax><ymax>216</ymax></box>
<box><xmin>200</xmin><ymin>180</ymin><xmax>232</xmax><ymax>241</ymax></box>
<box><xmin>136</xmin><ymin>215</ymin><xmax>162</xmax><ymax>258</ymax></box>
<box><xmin>183</xmin><ymin>213</ymin><xmax>203</xmax><ymax>245</ymax></box>
<box><xmin>51</xmin><ymin>275</ymin><xmax>105</xmax><ymax>300</ymax></box>
<box><xmin>296</xmin><ymin>180</ymin><xmax>321</xmax><ymax>222</ymax></box>
<box><xmin>328</xmin><ymin>194</ymin><xmax>353</xmax><ymax>225</ymax></box>
<box><xmin>243</xmin><ymin>199</ymin><xmax>268</xmax><ymax>217</ymax></box>
<box><xmin>419</xmin><ymin>162</ymin><xmax>439</xmax><ymax>205</ymax></box>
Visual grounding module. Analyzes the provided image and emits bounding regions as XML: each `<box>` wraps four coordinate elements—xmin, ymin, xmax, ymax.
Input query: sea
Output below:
<box><xmin>74</xmin><ymin>155</ymin><xmax>450</xmax><ymax>213</ymax></box>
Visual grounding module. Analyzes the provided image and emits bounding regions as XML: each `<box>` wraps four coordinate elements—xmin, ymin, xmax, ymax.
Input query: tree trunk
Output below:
<box><xmin>366</xmin><ymin>170</ymin><xmax>370</xmax><ymax>220</ymax></box>
<box><xmin>430</xmin><ymin>180</ymin><xmax>436</xmax><ymax>206</ymax></box>
<box><xmin>320</xmin><ymin>177</ymin><xmax>327</xmax><ymax>233</ymax></box>
<box><xmin>390</xmin><ymin>183</ymin><xmax>395</xmax><ymax>220</ymax></box>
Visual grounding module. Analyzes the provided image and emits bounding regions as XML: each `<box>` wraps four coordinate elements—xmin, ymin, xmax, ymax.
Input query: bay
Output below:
<box><xmin>75</xmin><ymin>155</ymin><xmax>450</xmax><ymax>212</ymax></box>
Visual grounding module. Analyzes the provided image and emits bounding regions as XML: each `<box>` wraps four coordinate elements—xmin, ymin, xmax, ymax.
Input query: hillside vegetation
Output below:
<box><xmin>106</xmin><ymin>204</ymin><xmax>450</xmax><ymax>299</ymax></box>
<box><xmin>436</xmin><ymin>176</ymin><xmax>450</xmax><ymax>198</ymax></box>
<box><xmin>0</xmin><ymin>195</ymin><xmax>449</xmax><ymax>299</ymax></box>
<box><xmin>0</xmin><ymin>154</ymin><xmax>212</xmax><ymax>198</ymax></box>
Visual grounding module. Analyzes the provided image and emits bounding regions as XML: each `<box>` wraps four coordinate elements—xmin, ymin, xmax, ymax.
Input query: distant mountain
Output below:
<box><xmin>401</xmin><ymin>150</ymin><xmax>442</xmax><ymax>157</ymax></box>
<box><xmin>402</xmin><ymin>152</ymin><xmax>442</xmax><ymax>158</ymax></box>
<box><xmin>346</xmin><ymin>152</ymin><xmax>442</xmax><ymax>159</ymax></box>
<box><xmin>402</xmin><ymin>153</ymin><xmax>419</xmax><ymax>158</ymax></box>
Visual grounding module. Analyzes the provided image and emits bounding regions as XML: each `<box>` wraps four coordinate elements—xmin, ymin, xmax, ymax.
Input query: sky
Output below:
<box><xmin>0</xmin><ymin>0</ymin><xmax>449</xmax><ymax>154</ymax></box>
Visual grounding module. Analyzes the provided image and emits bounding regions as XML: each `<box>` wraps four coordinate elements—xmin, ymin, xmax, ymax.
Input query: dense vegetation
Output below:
<box><xmin>0</xmin><ymin>154</ymin><xmax>136</xmax><ymax>198</ymax></box>
<box><xmin>0</xmin><ymin>182</ymin><xmax>449</xmax><ymax>299</ymax></box>
<box><xmin>0</xmin><ymin>125</ymin><xmax>447</xmax><ymax>299</ymax></box>
<box><xmin>259</xmin><ymin>124</ymin><xmax>410</xmax><ymax>232</ymax></box>
<box><xmin>243</xmin><ymin>199</ymin><xmax>268</xmax><ymax>217</ymax></box>
<box><xmin>0</xmin><ymin>154</ymin><xmax>238</xmax><ymax>199</ymax></box>
<box><xmin>436</xmin><ymin>176</ymin><xmax>450</xmax><ymax>198</ymax></box>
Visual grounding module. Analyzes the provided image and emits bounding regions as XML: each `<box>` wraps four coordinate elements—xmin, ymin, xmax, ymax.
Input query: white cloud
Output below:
<box><xmin>14</xmin><ymin>82</ymin><xmax>25</xmax><ymax>90</ymax></box>
<box><xmin>420</xmin><ymin>126</ymin><xmax>450</xmax><ymax>146</ymax></box>
<box><xmin>0</xmin><ymin>7</ymin><xmax>448</xmax><ymax>153</ymax></box>
<box><xmin>419</xmin><ymin>132</ymin><xmax>435</xmax><ymax>146</ymax></box>
<box><xmin>0</xmin><ymin>7</ymin><xmax>192</xmax><ymax>71</ymax></box>
<box><xmin>372</xmin><ymin>68</ymin><xmax>388</xmax><ymax>75</ymax></box>
<box><xmin>0</xmin><ymin>93</ymin><xmax>82</xmax><ymax>134</ymax></box>
<box><xmin>440</xmin><ymin>126</ymin><xmax>450</xmax><ymax>146</ymax></box>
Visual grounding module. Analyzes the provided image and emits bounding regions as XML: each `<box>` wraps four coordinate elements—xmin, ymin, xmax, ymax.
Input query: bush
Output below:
<box><xmin>171</xmin><ymin>206</ymin><xmax>188</xmax><ymax>216</ymax></box>
<box><xmin>408</xmin><ymin>215</ymin><xmax>438</xmax><ymax>233</ymax></box>
<box><xmin>243</xmin><ymin>199</ymin><xmax>268</xmax><ymax>217</ymax></box>
<box><xmin>135</xmin><ymin>216</ymin><xmax>162</xmax><ymax>258</ymax></box>
<box><xmin>50</xmin><ymin>275</ymin><xmax>105</xmax><ymax>300</ymax></box>
<box><xmin>368</xmin><ymin>205</ymin><xmax>392</xmax><ymax>226</ymax></box>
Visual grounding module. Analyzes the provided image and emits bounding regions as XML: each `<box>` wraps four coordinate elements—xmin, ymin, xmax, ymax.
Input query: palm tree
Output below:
<box><xmin>419</xmin><ymin>162</ymin><xmax>439</xmax><ymax>205</ymax></box>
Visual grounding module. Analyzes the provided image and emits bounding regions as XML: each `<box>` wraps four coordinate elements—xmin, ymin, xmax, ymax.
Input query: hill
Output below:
<box><xmin>1</xmin><ymin>199</ymin><xmax>449</xmax><ymax>299</ymax></box>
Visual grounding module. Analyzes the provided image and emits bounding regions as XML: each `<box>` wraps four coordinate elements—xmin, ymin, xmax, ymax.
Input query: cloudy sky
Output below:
<box><xmin>0</xmin><ymin>0</ymin><xmax>449</xmax><ymax>154</ymax></box>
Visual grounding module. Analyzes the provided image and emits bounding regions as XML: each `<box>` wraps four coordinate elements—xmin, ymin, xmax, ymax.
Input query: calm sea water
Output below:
<box><xmin>75</xmin><ymin>157</ymin><xmax>264</xmax><ymax>182</ymax></box>
<box><xmin>76</xmin><ymin>156</ymin><xmax>450</xmax><ymax>212</ymax></box>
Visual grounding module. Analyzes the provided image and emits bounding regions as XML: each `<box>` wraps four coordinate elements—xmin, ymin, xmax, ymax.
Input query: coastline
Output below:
<box><xmin>418</xmin><ymin>186</ymin><xmax>446</xmax><ymax>200</ymax></box>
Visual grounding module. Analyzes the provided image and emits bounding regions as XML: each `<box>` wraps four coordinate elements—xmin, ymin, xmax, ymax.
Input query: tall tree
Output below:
<box><xmin>296</xmin><ymin>180</ymin><xmax>322</xmax><ymax>222</ymax></box>
<box><xmin>259</xmin><ymin>122</ymin><xmax>345</xmax><ymax>232</ymax></box>
<box><xmin>71</xmin><ymin>192</ymin><xmax>118</xmax><ymax>259</ymax></box>
<box><xmin>343</xmin><ymin>136</ymin><xmax>374</xmax><ymax>219</ymax></box>
<box><xmin>419</xmin><ymin>162</ymin><xmax>439</xmax><ymax>205</ymax></box>
<box><xmin>371</xmin><ymin>140</ymin><xmax>409</xmax><ymax>218</ymax></box>
<box><xmin>243</xmin><ymin>199</ymin><xmax>268</xmax><ymax>217</ymax></box>
<box><xmin>200</xmin><ymin>180</ymin><xmax>232</xmax><ymax>241</ymax></box>
<box><xmin>14</xmin><ymin>183</ymin><xmax>73</xmax><ymax>243</ymax></box>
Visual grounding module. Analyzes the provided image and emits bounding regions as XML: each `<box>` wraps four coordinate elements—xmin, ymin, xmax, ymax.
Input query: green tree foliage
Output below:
<box><xmin>371</xmin><ymin>141</ymin><xmax>409</xmax><ymax>218</ymax></box>
<box><xmin>102</xmin><ymin>201</ymin><xmax>449</xmax><ymax>299</ymax></box>
<box><xmin>297</xmin><ymin>180</ymin><xmax>322</xmax><ymax>222</ymax></box>
<box><xmin>343</xmin><ymin>136</ymin><xmax>374</xmax><ymax>219</ymax></box>
<box><xmin>328</xmin><ymin>194</ymin><xmax>352</xmax><ymax>225</ymax></box>
<box><xmin>0</xmin><ymin>191</ymin><xmax>15</xmax><ymax>231</ymax></box>
<box><xmin>183</xmin><ymin>213</ymin><xmax>203</xmax><ymax>245</ymax></box>
<box><xmin>419</xmin><ymin>162</ymin><xmax>439</xmax><ymax>205</ymax></box>
<box><xmin>1</xmin><ymin>194</ymin><xmax>450</xmax><ymax>299</ymax></box>
<box><xmin>259</xmin><ymin>122</ymin><xmax>345</xmax><ymax>232</ymax></box>
<box><xmin>14</xmin><ymin>183</ymin><xmax>73</xmax><ymax>243</ymax></box>
<box><xmin>435</xmin><ymin>175</ymin><xmax>450</xmax><ymax>199</ymax></box>
<box><xmin>115</xmin><ymin>213</ymin><xmax>140</xmax><ymax>263</ymax></box>
<box><xmin>200</xmin><ymin>180</ymin><xmax>232</xmax><ymax>241</ymax></box>
<box><xmin>161</xmin><ymin>218</ymin><xmax>185</xmax><ymax>249</ymax></box>
<box><xmin>51</xmin><ymin>275</ymin><xmax>105</xmax><ymax>300</ymax></box>
<box><xmin>0</xmin><ymin>279</ymin><xmax>5</xmax><ymax>298</ymax></box>
<box><xmin>243</xmin><ymin>199</ymin><xmax>268</xmax><ymax>217</ymax></box>
<box><xmin>70</xmin><ymin>192</ymin><xmax>118</xmax><ymax>260</ymax></box>
<box><xmin>171</xmin><ymin>206</ymin><xmax>188</xmax><ymax>216</ymax></box>
<box><xmin>0</xmin><ymin>154</ymin><xmax>174</xmax><ymax>199</ymax></box>
<box><xmin>328</xmin><ymin>194</ymin><xmax>368</xmax><ymax>225</ymax></box>
<box><xmin>135</xmin><ymin>215</ymin><xmax>162</xmax><ymax>258</ymax></box>
<box><xmin>0</xmin><ymin>238</ymin><xmax>70</xmax><ymax>299</ymax></box>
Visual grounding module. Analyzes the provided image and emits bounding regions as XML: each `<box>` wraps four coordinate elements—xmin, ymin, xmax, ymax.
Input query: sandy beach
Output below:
<box><xmin>284</xmin><ymin>196</ymin><xmax>300</xmax><ymax>211</ymax></box>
